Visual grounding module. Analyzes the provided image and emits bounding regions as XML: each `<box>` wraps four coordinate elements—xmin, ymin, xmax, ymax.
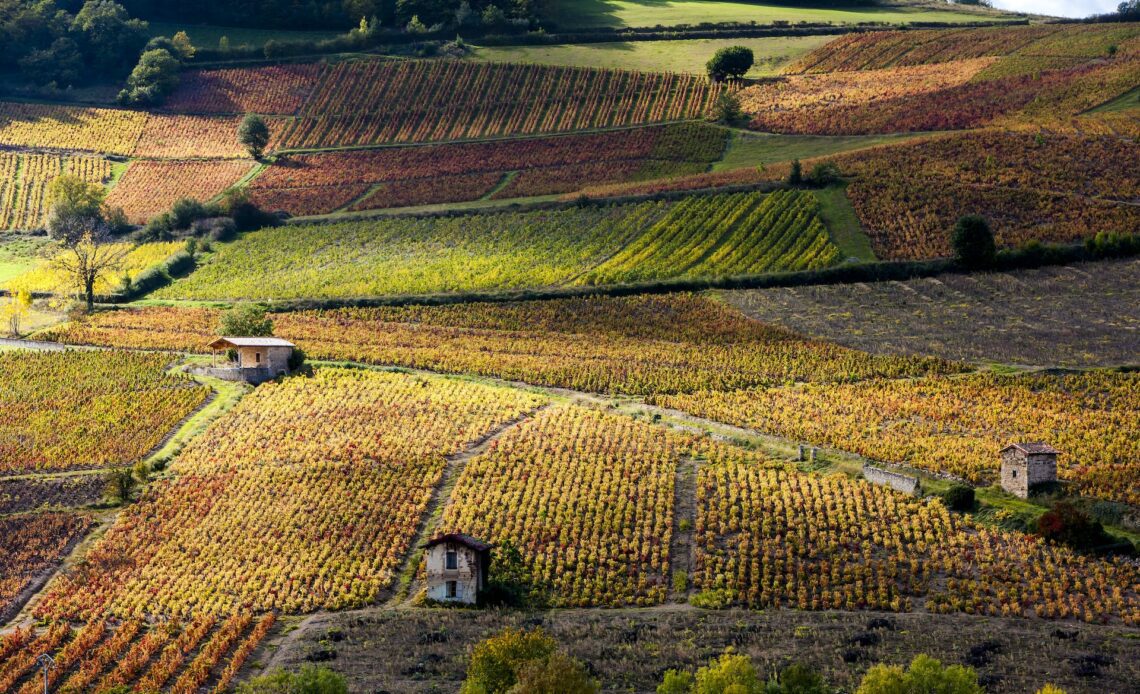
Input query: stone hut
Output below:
<box><xmin>207</xmin><ymin>336</ymin><xmax>295</xmax><ymax>384</ymax></box>
<box><xmin>422</xmin><ymin>533</ymin><xmax>491</xmax><ymax>605</ymax></box>
<box><xmin>1000</xmin><ymin>442</ymin><xmax>1059</xmax><ymax>499</ymax></box>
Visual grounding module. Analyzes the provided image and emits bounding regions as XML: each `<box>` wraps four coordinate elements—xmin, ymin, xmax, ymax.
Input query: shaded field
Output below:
<box><xmin>540</xmin><ymin>0</ymin><xmax>1003</xmax><ymax>30</ymax></box>
<box><xmin>470</xmin><ymin>35</ymin><xmax>834</xmax><ymax>77</ymax></box>
<box><xmin>713</xmin><ymin>130</ymin><xmax>924</xmax><ymax>171</ymax></box>
<box><xmin>721</xmin><ymin>259</ymin><xmax>1140</xmax><ymax>367</ymax></box>
<box><xmin>264</xmin><ymin>607</ymin><xmax>1140</xmax><ymax>694</ymax></box>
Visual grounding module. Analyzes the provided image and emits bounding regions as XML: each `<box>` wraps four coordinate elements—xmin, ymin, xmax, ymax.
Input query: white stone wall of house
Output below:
<box><xmin>425</xmin><ymin>542</ymin><xmax>482</xmax><ymax>604</ymax></box>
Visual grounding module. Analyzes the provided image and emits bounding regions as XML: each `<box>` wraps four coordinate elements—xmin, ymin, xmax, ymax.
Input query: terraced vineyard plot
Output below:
<box><xmin>0</xmin><ymin>613</ymin><xmax>275</xmax><ymax>694</ymax></box>
<box><xmin>722</xmin><ymin>260</ymin><xmax>1140</xmax><ymax>367</ymax></box>
<box><xmin>163</xmin><ymin>63</ymin><xmax>326</xmax><ymax>114</ymax></box>
<box><xmin>0</xmin><ymin>350</ymin><xmax>209</xmax><ymax>474</ymax></box>
<box><xmin>43</xmin><ymin>296</ymin><xmax>959</xmax><ymax>395</ymax></box>
<box><xmin>0</xmin><ymin>475</ymin><xmax>104</xmax><ymax>514</ymax></box>
<box><xmin>741</xmin><ymin>58</ymin><xmax>995</xmax><ymax>134</ymax></box>
<box><xmin>696</xmin><ymin>460</ymin><xmax>1140</xmax><ymax>623</ymax></box>
<box><xmin>581</xmin><ymin>190</ymin><xmax>839</xmax><ymax>284</ymax></box>
<box><xmin>442</xmin><ymin>406</ymin><xmax>679</xmax><ymax>607</ymax></box>
<box><xmin>158</xmin><ymin>190</ymin><xmax>835</xmax><ymax>300</ymax></box>
<box><xmin>656</xmin><ymin>371</ymin><xmax>1140</xmax><ymax>505</ymax></box>
<box><xmin>249</xmin><ymin>123</ymin><xmax>726</xmax><ymax>215</ymax></box>
<box><xmin>0</xmin><ymin>513</ymin><xmax>92</xmax><ymax>619</ymax></box>
<box><xmin>155</xmin><ymin>203</ymin><xmax>668</xmax><ymax>299</ymax></box>
<box><xmin>132</xmin><ymin>113</ymin><xmax>289</xmax><ymax>159</ymax></box>
<box><xmin>787</xmin><ymin>23</ymin><xmax>1137</xmax><ymax>73</ymax></box>
<box><xmin>36</xmin><ymin>368</ymin><xmax>544</xmax><ymax>619</ymax></box>
<box><xmin>0</xmin><ymin>102</ymin><xmax>146</xmax><ymax>155</ymax></box>
<box><xmin>282</xmin><ymin>60</ymin><xmax>723</xmax><ymax>148</ymax></box>
<box><xmin>837</xmin><ymin>131</ymin><xmax>1140</xmax><ymax>259</ymax></box>
<box><xmin>2</xmin><ymin>240</ymin><xmax>185</xmax><ymax>294</ymax></box>
<box><xmin>0</xmin><ymin>153</ymin><xmax>111</xmax><ymax>231</ymax></box>
<box><xmin>106</xmin><ymin>160</ymin><xmax>256</xmax><ymax>223</ymax></box>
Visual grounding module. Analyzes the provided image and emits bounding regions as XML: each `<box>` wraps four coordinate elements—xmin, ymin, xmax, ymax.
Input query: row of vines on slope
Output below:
<box><xmin>40</xmin><ymin>296</ymin><xmax>959</xmax><ymax>395</ymax></box>
<box><xmin>283</xmin><ymin>60</ymin><xmax>724</xmax><ymax>149</ymax></box>
<box><xmin>0</xmin><ymin>350</ymin><xmax>209</xmax><ymax>473</ymax></box>
<box><xmin>36</xmin><ymin>368</ymin><xmax>543</xmax><ymax>619</ymax></box>
<box><xmin>248</xmin><ymin>123</ymin><xmax>726</xmax><ymax>215</ymax></box>
<box><xmin>0</xmin><ymin>153</ymin><xmax>110</xmax><ymax>232</ymax></box>
<box><xmin>653</xmin><ymin>370</ymin><xmax>1140</xmax><ymax>506</ymax></box>
<box><xmin>0</xmin><ymin>613</ymin><xmax>274</xmax><ymax>694</ymax></box>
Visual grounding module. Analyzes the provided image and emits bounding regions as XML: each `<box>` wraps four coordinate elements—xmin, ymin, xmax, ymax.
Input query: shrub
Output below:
<box><xmin>118</xmin><ymin>48</ymin><xmax>182</xmax><ymax>106</ymax></box>
<box><xmin>942</xmin><ymin>484</ymin><xmax>976</xmax><ymax>512</ymax></box>
<box><xmin>1037</xmin><ymin>502</ymin><xmax>1115</xmax><ymax>553</ymax></box>
<box><xmin>807</xmin><ymin>162</ymin><xmax>841</xmax><ymax>186</ymax></box>
<box><xmin>511</xmin><ymin>651</ymin><xmax>599</xmax><ymax>694</ymax></box>
<box><xmin>460</xmin><ymin>628</ymin><xmax>558</xmax><ymax>694</ymax></box>
<box><xmin>856</xmin><ymin>654</ymin><xmax>982</xmax><ymax>694</ymax></box>
<box><xmin>237</xmin><ymin>664</ymin><xmax>347</xmax><ymax>693</ymax></box>
<box><xmin>689</xmin><ymin>588</ymin><xmax>732</xmax><ymax>609</ymax></box>
<box><xmin>711</xmin><ymin>92</ymin><xmax>743</xmax><ymax>124</ymax></box>
<box><xmin>672</xmin><ymin>569</ymin><xmax>688</xmax><ymax>593</ymax></box>
<box><xmin>950</xmin><ymin>215</ymin><xmax>995</xmax><ymax>268</ymax></box>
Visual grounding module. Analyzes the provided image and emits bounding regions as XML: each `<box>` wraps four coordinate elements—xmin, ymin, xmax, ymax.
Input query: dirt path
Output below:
<box><xmin>383</xmin><ymin>403</ymin><xmax>552</xmax><ymax>608</ymax></box>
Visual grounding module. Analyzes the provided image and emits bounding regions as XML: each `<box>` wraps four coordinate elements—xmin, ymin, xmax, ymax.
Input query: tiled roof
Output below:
<box><xmin>208</xmin><ymin>337</ymin><xmax>296</xmax><ymax>349</ymax></box>
<box><xmin>422</xmin><ymin>533</ymin><xmax>492</xmax><ymax>552</ymax></box>
<box><xmin>1001</xmin><ymin>442</ymin><xmax>1059</xmax><ymax>455</ymax></box>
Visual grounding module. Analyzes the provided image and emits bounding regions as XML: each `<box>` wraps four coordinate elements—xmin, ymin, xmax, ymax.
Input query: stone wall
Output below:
<box><xmin>862</xmin><ymin>463</ymin><xmax>921</xmax><ymax>496</ymax></box>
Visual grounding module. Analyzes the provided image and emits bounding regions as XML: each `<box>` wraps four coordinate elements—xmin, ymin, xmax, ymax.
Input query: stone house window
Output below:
<box><xmin>1012</xmin><ymin>470</ymin><xmax>1017</xmax><ymax>478</ymax></box>
<box><xmin>446</xmin><ymin>580</ymin><xmax>457</xmax><ymax>598</ymax></box>
<box><xmin>255</xmin><ymin>352</ymin><xmax>262</xmax><ymax>364</ymax></box>
<box><xmin>446</xmin><ymin>550</ymin><xmax>458</xmax><ymax>570</ymax></box>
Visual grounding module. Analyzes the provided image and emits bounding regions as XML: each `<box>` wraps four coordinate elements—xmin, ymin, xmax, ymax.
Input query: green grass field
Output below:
<box><xmin>813</xmin><ymin>185</ymin><xmax>875</xmax><ymax>262</ymax></box>
<box><xmin>1088</xmin><ymin>85</ymin><xmax>1140</xmax><ymax>113</ymax></box>
<box><xmin>154</xmin><ymin>191</ymin><xmax>839</xmax><ymax>301</ymax></box>
<box><xmin>471</xmin><ymin>35</ymin><xmax>834</xmax><ymax>76</ymax></box>
<box><xmin>713</xmin><ymin>131</ymin><xmax>931</xmax><ymax>171</ymax></box>
<box><xmin>541</xmin><ymin>0</ymin><xmax>1007</xmax><ymax>29</ymax></box>
<box><xmin>0</xmin><ymin>236</ymin><xmax>52</xmax><ymax>284</ymax></box>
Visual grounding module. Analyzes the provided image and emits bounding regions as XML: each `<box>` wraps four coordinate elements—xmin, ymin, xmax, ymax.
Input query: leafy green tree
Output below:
<box><xmin>788</xmin><ymin>159</ymin><xmax>803</xmax><ymax>186</ymax></box>
<box><xmin>46</xmin><ymin>175</ymin><xmax>107</xmax><ymax>241</ymax></box>
<box><xmin>219</xmin><ymin>304</ymin><xmax>274</xmax><ymax>337</ymax></box>
<box><xmin>482</xmin><ymin>539</ymin><xmax>538</xmax><ymax>606</ymax></box>
<box><xmin>18</xmin><ymin>37</ymin><xmax>84</xmax><ymax>86</ymax></box>
<box><xmin>237</xmin><ymin>664</ymin><xmax>348</xmax><ymax>693</ymax></box>
<box><xmin>942</xmin><ymin>485</ymin><xmax>976</xmax><ymax>512</ymax></box>
<box><xmin>239</xmin><ymin>114</ymin><xmax>271</xmax><ymax>160</ymax></box>
<box><xmin>104</xmin><ymin>467</ymin><xmax>138</xmax><ymax>505</ymax></box>
<box><xmin>71</xmin><ymin>0</ymin><xmax>149</xmax><ymax>76</ymax></box>
<box><xmin>856</xmin><ymin>655</ymin><xmax>982</xmax><ymax>694</ymax></box>
<box><xmin>773</xmin><ymin>663</ymin><xmax>828</xmax><ymax>694</ymax></box>
<box><xmin>511</xmin><ymin>652</ymin><xmax>599</xmax><ymax>694</ymax></box>
<box><xmin>118</xmin><ymin>47</ymin><xmax>181</xmax><ymax>105</ymax></box>
<box><xmin>950</xmin><ymin>215</ymin><xmax>996</xmax><ymax>268</ymax></box>
<box><xmin>461</xmin><ymin>628</ymin><xmax>557</xmax><ymax>694</ymax></box>
<box><xmin>693</xmin><ymin>652</ymin><xmax>763</xmax><ymax>694</ymax></box>
<box><xmin>658</xmin><ymin>670</ymin><xmax>695</xmax><ymax>694</ymax></box>
<box><xmin>707</xmin><ymin>45</ymin><xmax>754</xmax><ymax>82</ymax></box>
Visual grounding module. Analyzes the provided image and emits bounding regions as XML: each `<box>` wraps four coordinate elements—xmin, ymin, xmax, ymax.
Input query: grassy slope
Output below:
<box><xmin>814</xmin><ymin>184</ymin><xmax>875</xmax><ymax>262</ymax></box>
<box><xmin>1087</xmin><ymin>85</ymin><xmax>1140</xmax><ymax>113</ymax></box>
<box><xmin>713</xmin><ymin>130</ymin><xmax>927</xmax><ymax>171</ymax></box>
<box><xmin>0</xmin><ymin>236</ymin><xmax>53</xmax><ymax>284</ymax></box>
<box><xmin>541</xmin><ymin>0</ymin><xmax>1008</xmax><ymax>29</ymax></box>
<box><xmin>470</xmin><ymin>35</ymin><xmax>834</xmax><ymax>76</ymax></box>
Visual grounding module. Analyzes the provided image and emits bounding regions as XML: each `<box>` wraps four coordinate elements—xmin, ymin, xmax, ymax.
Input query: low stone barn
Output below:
<box><xmin>422</xmin><ymin>533</ymin><xmax>491</xmax><ymax>605</ymax></box>
<box><xmin>206</xmin><ymin>336</ymin><xmax>295</xmax><ymax>384</ymax></box>
<box><xmin>1000</xmin><ymin>442</ymin><xmax>1059</xmax><ymax>499</ymax></box>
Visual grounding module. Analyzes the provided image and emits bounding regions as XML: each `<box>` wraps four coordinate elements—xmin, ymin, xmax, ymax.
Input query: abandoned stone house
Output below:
<box><xmin>1000</xmin><ymin>442</ymin><xmax>1059</xmax><ymax>499</ymax></box>
<box><xmin>422</xmin><ymin>533</ymin><xmax>491</xmax><ymax>605</ymax></box>
<box><xmin>206</xmin><ymin>336</ymin><xmax>295</xmax><ymax>384</ymax></box>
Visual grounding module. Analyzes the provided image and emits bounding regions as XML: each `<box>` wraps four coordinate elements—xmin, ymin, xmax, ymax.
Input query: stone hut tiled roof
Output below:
<box><xmin>1001</xmin><ymin>442</ymin><xmax>1059</xmax><ymax>455</ymax></box>
<box><xmin>422</xmin><ymin>533</ymin><xmax>492</xmax><ymax>552</ymax></box>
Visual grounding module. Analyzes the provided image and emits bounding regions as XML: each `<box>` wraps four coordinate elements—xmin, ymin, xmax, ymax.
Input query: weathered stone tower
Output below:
<box><xmin>1000</xmin><ymin>443</ymin><xmax>1058</xmax><ymax>498</ymax></box>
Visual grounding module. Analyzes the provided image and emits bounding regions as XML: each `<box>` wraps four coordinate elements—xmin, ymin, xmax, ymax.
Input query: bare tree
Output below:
<box><xmin>50</xmin><ymin>228</ymin><xmax>129</xmax><ymax>313</ymax></box>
